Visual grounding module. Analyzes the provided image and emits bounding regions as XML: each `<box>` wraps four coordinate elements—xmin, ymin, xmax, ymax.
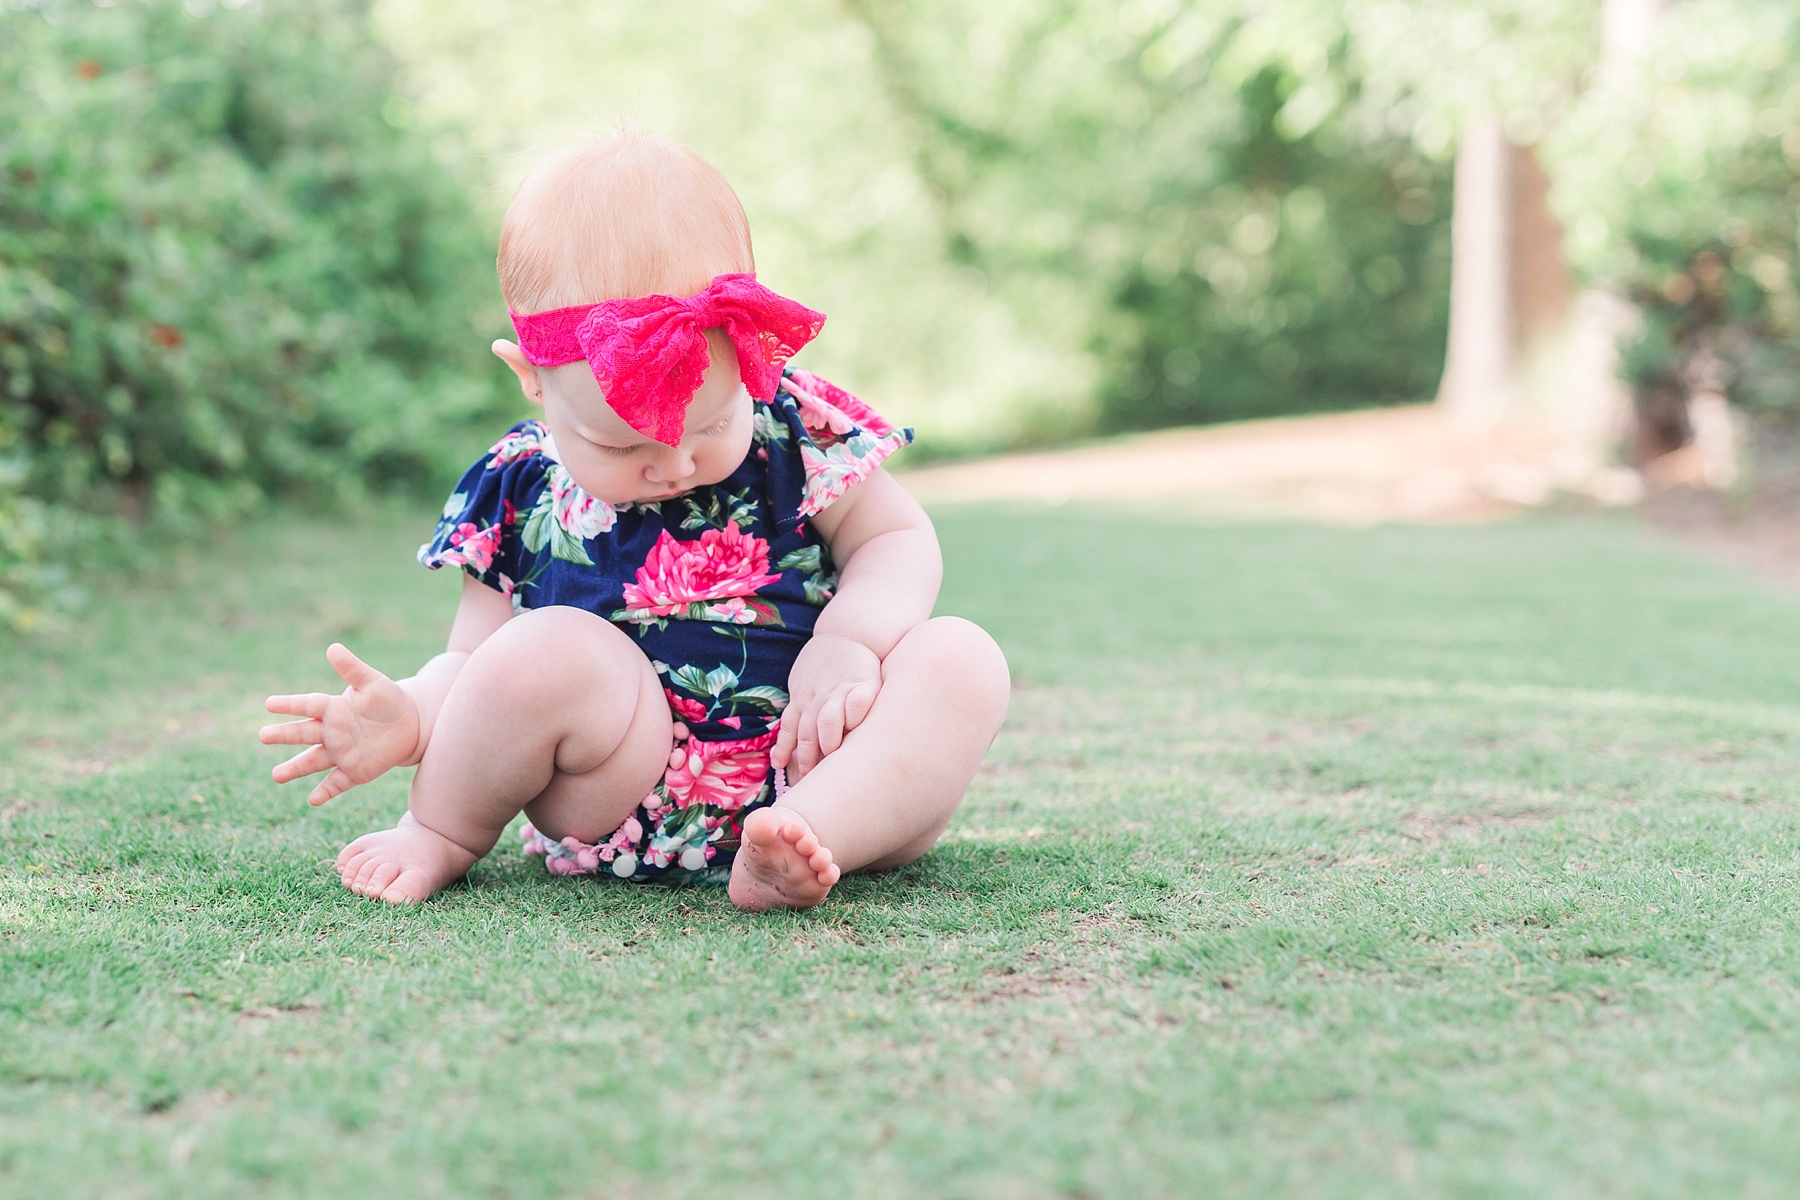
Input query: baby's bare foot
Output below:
<box><xmin>334</xmin><ymin>812</ymin><xmax>478</xmax><ymax>904</ymax></box>
<box><xmin>728</xmin><ymin>807</ymin><xmax>840</xmax><ymax>911</ymax></box>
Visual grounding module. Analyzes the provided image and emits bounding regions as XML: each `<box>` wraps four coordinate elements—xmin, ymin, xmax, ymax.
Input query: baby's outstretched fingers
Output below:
<box><xmin>326</xmin><ymin>642</ymin><xmax>386</xmax><ymax>689</ymax></box>
<box><xmin>264</xmin><ymin>692</ymin><xmax>331</xmax><ymax>719</ymax></box>
<box><xmin>272</xmin><ymin>743</ymin><xmax>334</xmax><ymax>785</ymax></box>
<box><xmin>258</xmin><ymin>718</ymin><xmax>323</xmax><ymax>746</ymax></box>
<box><xmin>306</xmin><ymin>768</ymin><xmax>356</xmax><ymax>807</ymax></box>
<box><xmin>260</xmin><ymin>644</ymin><xmax>417</xmax><ymax>804</ymax></box>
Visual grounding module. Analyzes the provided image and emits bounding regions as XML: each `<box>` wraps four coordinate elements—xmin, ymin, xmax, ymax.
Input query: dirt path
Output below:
<box><xmin>898</xmin><ymin>403</ymin><xmax>1800</xmax><ymax>590</ymax></box>
<box><xmin>898</xmin><ymin>404</ymin><xmax>1593</xmax><ymax>524</ymax></box>
<box><xmin>1641</xmin><ymin>437</ymin><xmax>1800</xmax><ymax>592</ymax></box>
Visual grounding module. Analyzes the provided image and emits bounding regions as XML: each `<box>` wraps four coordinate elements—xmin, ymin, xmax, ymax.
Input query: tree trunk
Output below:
<box><xmin>1436</xmin><ymin>127</ymin><xmax>1575</xmax><ymax>427</ymax></box>
<box><xmin>1435</xmin><ymin>0</ymin><xmax>1673</xmax><ymax>494</ymax></box>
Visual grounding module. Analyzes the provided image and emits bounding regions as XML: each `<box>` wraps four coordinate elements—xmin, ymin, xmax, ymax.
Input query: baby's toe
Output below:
<box><xmin>379</xmin><ymin>874</ymin><xmax>425</xmax><ymax>905</ymax></box>
<box><xmin>350</xmin><ymin>857</ymin><xmax>387</xmax><ymax>897</ymax></box>
<box><xmin>362</xmin><ymin>861</ymin><xmax>403</xmax><ymax>899</ymax></box>
<box><xmin>742</xmin><ymin>809</ymin><xmax>781</xmax><ymax>848</ymax></box>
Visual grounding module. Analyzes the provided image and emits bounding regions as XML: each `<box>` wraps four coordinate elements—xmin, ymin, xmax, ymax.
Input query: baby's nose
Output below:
<box><xmin>646</xmin><ymin>448</ymin><xmax>694</xmax><ymax>484</ymax></box>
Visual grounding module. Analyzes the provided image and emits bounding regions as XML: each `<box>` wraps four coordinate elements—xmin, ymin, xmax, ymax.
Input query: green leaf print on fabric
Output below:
<box><xmin>752</xmin><ymin>405</ymin><xmax>795</xmax><ymax>449</ymax></box>
<box><xmin>676</xmin><ymin>487</ymin><xmax>759</xmax><ymax>533</ymax></box>
<box><xmin>520</xmin><ymin>462</ymin><xmax>616</xmax><ymax>567</ymax></box>
<box><xmin>668</xmin><ymin>663</ymin><xmax>712</xmax><ymax>696</ymax></box>
<box><xmin>656</xmin><ymin>651</ymin><xmax>791</xmax><ymax>725</ymax></box>
<box><xmin>520</xmin><ymin>486</ymin><xmax>593</xmax><ymax>566</ymax></box>
<box><xmin>775</xmin><ymin>544</ymin><xmax>838</xmax><ymax>605</ymax></box>
<box><xmin>730</xmin><ymin>685</ymin><xmax>790</xmax><ymax>714</ymax></box>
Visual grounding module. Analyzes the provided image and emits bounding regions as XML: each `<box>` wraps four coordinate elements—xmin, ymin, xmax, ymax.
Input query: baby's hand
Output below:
<box><xmin>260</xmin><ymin>643</ymin><xmax>420</xmax><ymax>806</ymax></box>
<box><xmin>773</xmin><ymin>634</ymin><xmax>882</xmax><ymax>783</ymax></box>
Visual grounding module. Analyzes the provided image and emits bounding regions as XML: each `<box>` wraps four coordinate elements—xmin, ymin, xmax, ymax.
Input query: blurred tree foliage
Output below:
<box><xmin>1549</xmin><ymin>0</ymin><xmax>1800</xmax><ymax>428</ymax></box>
<box><xmin>1100</xmin><ymin>66</ymin><xmax>1452</xmax><ymax>428</ymax></box>
<box><xmin>0</xmin><ymin>0</ymin><xmax>512</xmax><ymax>629</ymax></box>
<box><xmin>849</xmin><ymin>0</ymin><xmax>1457</xmax><ymax>430</ymax></box>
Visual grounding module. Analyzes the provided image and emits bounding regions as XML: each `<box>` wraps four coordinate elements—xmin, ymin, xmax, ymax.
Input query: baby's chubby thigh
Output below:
<box><xmin>441</xmin><ymin>605</ymin><xmax>672</xmax><ymax>845</ymax></box>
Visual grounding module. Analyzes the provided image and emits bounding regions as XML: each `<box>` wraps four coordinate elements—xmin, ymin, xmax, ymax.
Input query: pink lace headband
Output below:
<box><xmin>508</xmin><ymin>272</ymin><xmax>826</xmax><ymax>446</ymax></box>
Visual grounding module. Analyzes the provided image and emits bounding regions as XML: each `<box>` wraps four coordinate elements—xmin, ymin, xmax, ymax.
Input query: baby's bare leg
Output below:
<box><xmin>337</xmin><ymin>607</ymin><xmax>671</xmax><ymax>903</ymax></box>
<box><xmin>728</xmin><ymin>617</ymin><xmax>1009</xmax><ymax>911</ymax></box>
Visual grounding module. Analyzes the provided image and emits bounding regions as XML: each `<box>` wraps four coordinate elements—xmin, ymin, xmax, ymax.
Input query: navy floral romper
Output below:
<box><xmin>418</xmin><ymin>368</ymin><xmax>910</xmax><ymax>884</ymax></box>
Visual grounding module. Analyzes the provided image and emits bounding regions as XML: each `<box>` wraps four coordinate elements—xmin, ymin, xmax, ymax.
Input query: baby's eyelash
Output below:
<box><xmin>591</xmin><ymin>415</ymin><xmax>725</xmax><ymax>456</ymax></box>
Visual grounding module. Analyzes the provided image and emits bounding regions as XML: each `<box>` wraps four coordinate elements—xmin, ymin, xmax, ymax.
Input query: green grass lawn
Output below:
<box><xmin>3</xmin><ymin>502</ymin><xmax>1798</xmax><ymax>1199</ymax></box>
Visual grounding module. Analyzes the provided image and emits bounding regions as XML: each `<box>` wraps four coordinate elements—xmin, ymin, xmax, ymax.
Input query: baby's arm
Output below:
<box><xmin>772</xmin><ymin>468</ymin><xmax>940</xmax><ymax>780</ymax></box>
<box><xmin>260</xmin><ymin>577</ymin><xmax>513</xmax><ymax>804</ymax></box>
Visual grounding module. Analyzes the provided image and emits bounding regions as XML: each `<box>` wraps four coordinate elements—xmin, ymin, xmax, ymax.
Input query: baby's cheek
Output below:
<box><xmin>564</xmin><ymin>455</ymin><xmax>639</xmax><ymax>505</ymax></box>
<box><xmin>697</xmin><ymin>435</ymin><xmax>753</xmax><ymax>488</ymax></box>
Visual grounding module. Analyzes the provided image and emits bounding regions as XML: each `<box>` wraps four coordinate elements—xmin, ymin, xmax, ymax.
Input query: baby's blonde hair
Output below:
<box><xmin>497</xmin><ymin>131</ymin><xmax>755</xmax><ymax>314</ymax></box>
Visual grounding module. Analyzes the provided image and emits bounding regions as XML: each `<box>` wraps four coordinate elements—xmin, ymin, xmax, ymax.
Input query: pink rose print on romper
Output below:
<box><xmin>663</xmin><ymin>732</ymin><xmax>778</xmax><ymax>811</ymax></box>
<box><xmin>485</xmin><ymin>421</ymin><xmax>551</xmax><ymax>467</ymax></box>
<box><xmin>663</xmin><ymin>688</ymin><xmax>709</xmax><ymax>724</ymax></box>
<box><xmin>785</xmin><ymin>368</ymin><xmax>897</xmax><ymax>438</ymax></box>
<box><xmin>547</xmin><ymin>463</ymin><xmax>616</xmax><ymax>538</ymax></box>
<box><xmin>621</xmin><ymin>525</ymin><xmax>782</xmax><ymax>616</ymax></box>
<box><xmin>435</xmin><ymin>523</ymin><xmax>501</xmax><ymax>573</ymax></box>
<box><xmin>790</xmin><ymin>383</ymin><xmax>859</xmax><ymax>436</ymax></box>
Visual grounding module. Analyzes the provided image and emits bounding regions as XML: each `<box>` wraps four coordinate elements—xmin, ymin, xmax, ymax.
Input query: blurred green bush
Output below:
<box><xmin>1551</xmin><ymin>0</ymin><xmax>1800</xmax><ymax>433</ymax></box>
<box><xmin>845</xmin><ymin>1</ymin><xmax>1452</xmax><ymax>437</ymax></box>
<box><xmin>1100</xmin><ymin>64</ymin><xmax>1450</xmax><ymax>429</ymax></box>
<box><xmin>0</xmin><ymin>0</ymin><xmax>512</xmax><ymax>629</ymax></box>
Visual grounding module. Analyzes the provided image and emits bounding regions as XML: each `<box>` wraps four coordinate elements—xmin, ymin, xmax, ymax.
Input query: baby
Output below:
<box><xmin>258</xmin><ymin>132</ymin><xmax>1010</xmax><ymax>910</ymax></box>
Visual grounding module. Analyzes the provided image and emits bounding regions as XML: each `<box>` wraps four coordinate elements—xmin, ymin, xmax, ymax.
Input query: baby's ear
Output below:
<box><xmin>492</xmin><ymin>340</ymin><xmax>544</xmax><ymax>407</ymax></box>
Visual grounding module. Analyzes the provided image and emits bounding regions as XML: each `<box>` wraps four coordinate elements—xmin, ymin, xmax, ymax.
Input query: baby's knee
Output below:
<box><xmin>492</xmin><ymin>605</ymin><xmax>626</xmax><ymax>653</ymax></box>
<box><xmin>923</xmin><ymin>615</ymin><xmax>1008</xmax><ymax>673</ymax></box>
<box><xmin>897</xmin><ymin>617</ymin><xmax>1010</xmax><ymax>709</ymax></box>
<box><xmin>473</xmin><ymin>606</ymin><xmax>650</xmax><ymax>695</ymax></box>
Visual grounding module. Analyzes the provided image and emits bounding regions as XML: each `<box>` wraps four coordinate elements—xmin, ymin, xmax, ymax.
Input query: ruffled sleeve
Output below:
<box><xmin>759</xmin><ymin>367</ymin><xmax>912</xmax><ymax>534</ymax></box>
<box><xmin>417</xmin><ymin>419</ymin><xmax>557</xmax><ymax>602</ymax></box>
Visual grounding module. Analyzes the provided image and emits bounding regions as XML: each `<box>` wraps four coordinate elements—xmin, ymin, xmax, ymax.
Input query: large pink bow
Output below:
<box><xmin>509</xmin><ymin>273</ymin><xmax>826</xmax><ymax>446</ymax></box>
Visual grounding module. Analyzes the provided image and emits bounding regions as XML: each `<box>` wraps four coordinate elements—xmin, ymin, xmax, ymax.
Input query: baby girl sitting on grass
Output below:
<box><xmin>258</xmin><ymin>132</ymin><xmax>1010</xmax><ymax>910</ymax></box>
